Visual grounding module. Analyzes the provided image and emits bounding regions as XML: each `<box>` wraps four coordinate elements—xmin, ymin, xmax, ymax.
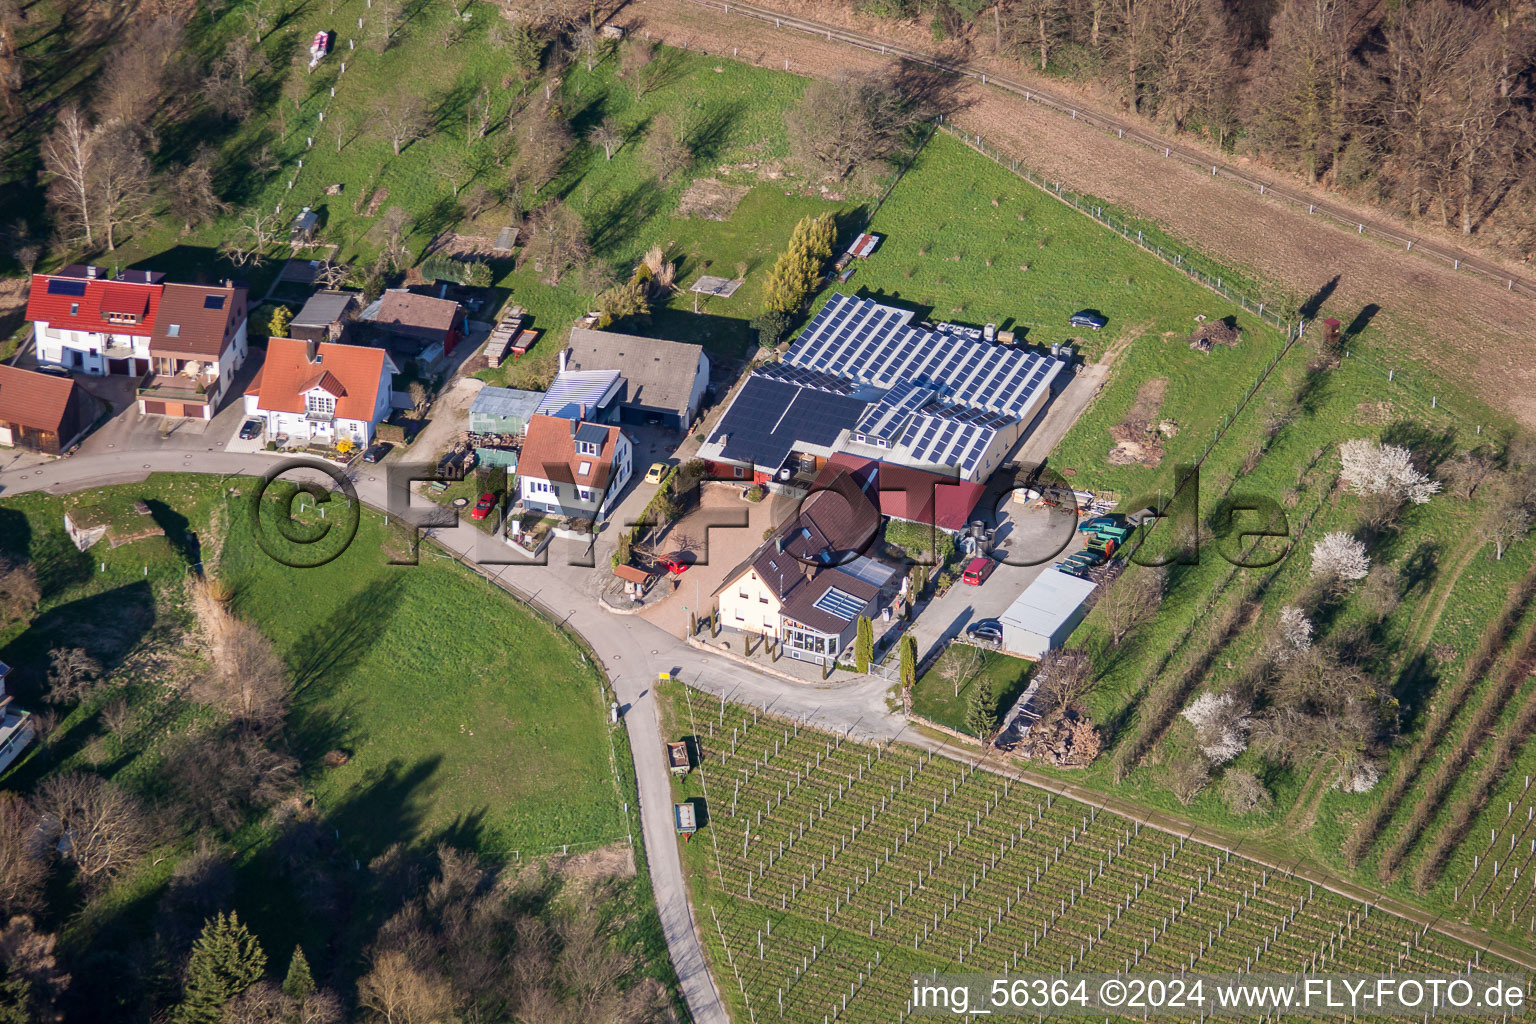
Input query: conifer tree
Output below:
<box><xmin>281</xmin><ymin>946</ymin><xmax>314</xmax><ymax>1001</ymax></box>
<box><xmin>174</xmin><ymin>912</ymin><xmax>266</xmax><ymax>1024</ymax></box>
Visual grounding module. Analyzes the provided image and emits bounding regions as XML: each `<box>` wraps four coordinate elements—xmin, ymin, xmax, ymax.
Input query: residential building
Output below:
<box><xmin>137</xmin><ymin>281</ymin><xmax>250</xmax><ymax>419</ymax></box>
<box><xmin>244</xmin><ymin>337</ymin><xmax>396</xmax><ymax>447</ymax></box>
<box><xmin>563</xmin><ymin>328</ymin><xmax>710</xmax><ymax>430</ymax></box>
<box><xmin>713</xmin><ymin>472</ymin><xmax>896</xmax><ymax>666</ymax></box>
<box><xmin>0</xmin><ymin>364</ymin><xmax>95</xmax><ymax>455</ymax></box>
<box><xmin>26</xmin><ymin>266</ymin><xmax>164</xmax><ymax>376</ymax></box>
<box><xmin>517</xmin><ymin>413</ymin><xmax>633</xmax><ymax>521</ymax></box>
<box><xmin>362</xmin><ymin>289</ymin><xmax>465</xmax><ymax>365</ymax></box>
<box><xmin>290</xmin><ymin>290</ymin><xmax>362</xmax><ymax>343</ymax></box>
<box><xmin>0</xmin><ymin>662</ymin><xmax>34</xmax><ymax>775</ymax></box>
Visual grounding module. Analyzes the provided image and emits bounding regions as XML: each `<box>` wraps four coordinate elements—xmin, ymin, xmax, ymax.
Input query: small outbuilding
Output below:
<box><xmin>290</xmin><ymin>290</ymin><xmax>362</xmax><ymax>343</ymax></box>
<box><xmin>999</xmin><ymin>568</ymin><xmax>1098</xmax><ymax>660</ymax></box>
<box><xmin>0</xmin><ymin>364</ymin><xmax>94</xmax><ymax>455</ymax></box>
<box><xmin>468</xmin><ymin>385</ymin><xmax>543</xmax><ymax>435</ymax></box>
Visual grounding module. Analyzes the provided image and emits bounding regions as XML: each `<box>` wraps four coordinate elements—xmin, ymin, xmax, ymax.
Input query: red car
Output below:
<box><xmin>659</xmin><ymin>557</ymin><xmax>690</xmax><ymax>575</ymax></box>
<box><xmin>961</xmin><ymin>556</ymin><xmax>995</xmax><ymax>586</ymax></box>
<box><xmin>471</xmin><ymin>493</ymin><xmax>497</xmax><ymax>520</ymax></box>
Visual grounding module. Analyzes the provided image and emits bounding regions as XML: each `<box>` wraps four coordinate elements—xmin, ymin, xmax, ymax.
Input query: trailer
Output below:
<box><xmin>666</xmin><ymin>740</ymin><xmax>690</xmax><ymax>776</ymax></box>
<box><xmin>482</xmin><ymin>307</ymin><xmax>526</xmax><ymax>367</ymax></box>
<box><xmin>674</xmin><ymin>802</ymin><xmax>698</xmax><ymax>839</ymax></box>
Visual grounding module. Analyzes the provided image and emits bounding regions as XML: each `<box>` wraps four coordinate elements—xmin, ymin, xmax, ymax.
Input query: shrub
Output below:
<box><xmin>1218</xmin><ymin>770</ymin><xmax>1272</xmax><ymax>815</ymax></box>
<box><xmin>750</xmin><ymin>309</ymin><xmax>792</xmax><ymax>348</ymax></box>
<box><xmin>743</xmin><ymin>484</ymin><xmax>766</xmax><ymax>502</ymax></box>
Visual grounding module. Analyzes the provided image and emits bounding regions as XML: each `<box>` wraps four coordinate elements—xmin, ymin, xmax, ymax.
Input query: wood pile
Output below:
<box><xmin>1188</xmin><ymin>317</ymin><xmax>1242</xmax><ymax>353</ymax></box>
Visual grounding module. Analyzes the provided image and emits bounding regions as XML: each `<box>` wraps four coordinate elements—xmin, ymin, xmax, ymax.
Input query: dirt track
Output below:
<box><xmin>628</xmin><ymin>0</ymin><xmax>1536</xmax><ymax>428</ymax></box>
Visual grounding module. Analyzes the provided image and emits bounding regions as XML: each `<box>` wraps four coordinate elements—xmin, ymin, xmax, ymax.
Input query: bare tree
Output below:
<box><xmin>787</xmin><ymin>67</ymin><xmax>934</xmax><ymax>182</ymax></box>
<box><xmin>1437</xmin><ymin>445</ymin><xmax>1499</xmax><ymax>499</ymax></box>
<box><xmin>242</xmin><ymin>0</ymin><xmax>281</xmax><ymax>44</ymax></box>
<box><xmin>189</xmin><ymin>580</ymin><xmax>291</xmax><ymax>728</ymax></box>
<box><xmin>0</xmin><ymin>556</ymin><xmax>38</xmax><ymax>625</ymax></box>
<box><xmin>466</xmin><ymin>85</ymin><xmax>494</xmax><ymax>144</ymax></box>
<box><xmin>314</xmin><ymin>259</ymin><xmax>352</xmax><ymax>290</ymax></box>
<box><xmin>939</xmin><ymin>641</ymin><xmax>982</xmax><ymax>696</ymax></box>
<box><xmin>373</xmin><ymin>92</ymin><xmax>429</xmax><ymax>156</ymax></box>
<box><xmin>30</xmin><ymin>773</ymin><xmax>150</xmax><ymax>883</ymax></box>
<box><xmin>619</xmin><ymin>36</ymin><xmax>655</xmax><ymax>95</ymax></box>
<box><xmin>0</xmin><ymin>795</ymin><xmax>46</xmax><ymax>916</ymax></box>
<box><xmin>40</xmin><ymin>105</ymin><xmax>97</xmax><ymax>247</ymax></box>
<box><xmin>378</xmin><ymin>206</ymin><xmax>414</xmax><ymax>268</ymax></box>
<box><xmin>1477</xmin><ymin>485</ymin><xmax>1533</xmax><ymax>559</ymax></box>
<box><xmin>1096</xmin><ymin>565</ymin><xmax>1165</xmax><ymax>645</ymax></box>
<box><xmin>1034</xmin><ymin>648</ymin><xmax>1093</xmax><ymax>715</ymax></box>
<box><xmin>44</xmin><ymin>647</ymin><xmax>102</xmax><ymax>705</ymax></box>
<box><xmin>358</xmin><ymin>950</ymin><xmax>453</xmax><ymax>1024</ymax></box>
<box><xmin>1167</xmin><ymin>750</ymin><xmax>1210</xmax><ymax>805</ymax></box>
<box><xmin>520</xmin><ymin>200</ymin><xmax>588</xmax><ymax>283</ymax></box>
<box><xmin>168</xmin><ymin>146</ymin><xmax>229</xmax><ymax>234</ymax></box>
<box><xmin>0</xmin><ymin>0</ymin><xmax>26</xmax><ymax>118</ymax></box>
<box><xmin>94</xmin><ymin>16</ymin><xmax>184</xmax><ymax>129</ymax></box>
<box><xmin>0</xmin><ymin>916</ymin><xmax>70</xmax><ymax>1020</ymax></box>
<box><xmin>642</xmin><ymin>114</ymin><xmax>691</xmax><ymax>182</ymax></box>
<box><xmin>1218</xmin><ymin>769</ymin><xmax>1272</xmax><ymax>815</ymax></box>
<box><xmin>93</xmin><ymin>124</ymin><xmax>153</xmax><ymax>251</ymax></box>
<box><xmin>220</xmin><ymin>208</ymin><xmax>280</xmax><ymax>267</ymax></box>
<box><xmin>511</xmin><ymin>97</ymin><xmax>572</xmax><ymax>191</ymax></box>
<box><xmin>586</xmin><ymin>116</ymin><xmax>622</xmax><ymax>160</ymax></box>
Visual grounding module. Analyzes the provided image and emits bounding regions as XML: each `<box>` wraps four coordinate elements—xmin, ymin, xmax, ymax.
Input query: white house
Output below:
<box><xmin>517</xmin><ymin>413</ymin><xmax>633</xmax><ymax>521</ymax></box>
<box><xmin>244</xmin><ymin>337</ymin><xmax>396</xmax><ymax>448</ymax></box>
<box><xmin>26</xmin><ymin>266</ymin><xmax>164</xmax><ymax>377</ymax></box>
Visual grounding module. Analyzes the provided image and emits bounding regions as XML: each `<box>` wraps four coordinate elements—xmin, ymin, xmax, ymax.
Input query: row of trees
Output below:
<box><xmin>852</xmin><ymin>0</ymin><xmax>1536</xmax><ymax>251</ymax></box>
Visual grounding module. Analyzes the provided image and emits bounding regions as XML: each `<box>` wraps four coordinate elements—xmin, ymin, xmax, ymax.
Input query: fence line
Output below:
<box><xmin>676</xmin><ymin>0</ymin><xmax>1536</xmax><ymax>302</ymax></box>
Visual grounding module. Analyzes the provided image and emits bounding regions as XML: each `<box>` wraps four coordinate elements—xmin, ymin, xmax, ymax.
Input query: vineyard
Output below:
<box><xmin>671</xmin><ymin>697</ymin><xmax>1531</xmax><ymax>1024</ymax></box>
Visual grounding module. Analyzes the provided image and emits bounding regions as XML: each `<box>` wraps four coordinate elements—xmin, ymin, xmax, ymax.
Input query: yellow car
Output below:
<box><xmin>644</xmin><ymin>462</ymin><xmax>668</xmax><ymax>484</ymax></box>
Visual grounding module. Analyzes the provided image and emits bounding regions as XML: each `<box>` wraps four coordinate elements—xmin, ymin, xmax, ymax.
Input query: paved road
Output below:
<box><xmin>5</xmin><ymin>448</ymin><xmax>1532</xmax><ymax>1016</ymax></box>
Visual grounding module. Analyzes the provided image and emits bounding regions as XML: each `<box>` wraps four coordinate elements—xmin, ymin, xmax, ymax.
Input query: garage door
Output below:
<box><xmin>164</xmin><ymin>402</ymin><xmax>184</xmax><ymax>418</ymax></box>
<box><xmin>141</xmin><ymin>401</ymin><xmax>167</xmax><ymax>415</ymax></box>
<box><xmin>0</xmin><ymin>425</ymin><xmax>12</xmax><ymax>447</ymax></box>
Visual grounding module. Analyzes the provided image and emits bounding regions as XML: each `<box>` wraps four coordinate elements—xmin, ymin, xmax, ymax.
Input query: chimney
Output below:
<box><xmin>558</xmin><ymin>350</ymin><xmax>568</xmax><ymax>373</ymax></box>
<box><xmin>569</xmin><ymin>418</ymin><xmax>577</xmax><ymax>437</ymax></box>
<box><xmin>86</xmin><ymin>266</ymin><xmax>98</xmax><ymax>279</ymax></box>
<box><xmin>579</xmin><ymin>402</ymin><xmax>586</xmax><ymax>420</ymax></box>
<box><xmin>305</xmin><ymin>339</ymin><xmax>319</xmax><ymax>363</ymax></box>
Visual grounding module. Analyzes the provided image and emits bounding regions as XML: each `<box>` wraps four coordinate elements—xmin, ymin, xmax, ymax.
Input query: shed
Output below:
<box><xmin>290</xmin><ymin>207</ymin><xmax>318</xmax><ymax>244</ymax></box>
<box><xmin>468</xmin><ymin>386</ymin><xmax>542</xmax><ymax>435</ymax></box>
<box><xmin>291</xmin><ymin>290</ymin><xmax>361</xmax><ymax>343</ymax></box>
<box><xmin>999</xmin><ymin>568</ymin><xmax>1097</xmax><ymax>659</ymax></box>
<box><xmin>666</xmin><ymin>740</ymin><xmax>690</xmax><ymax>775</ymax></box>
<box><xmin>0</xmin><ymin>364</ymin><xmax>94</xmax><ymax>455</ymax></box>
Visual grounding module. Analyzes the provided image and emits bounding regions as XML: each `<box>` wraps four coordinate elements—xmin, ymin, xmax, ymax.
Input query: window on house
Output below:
<box><xmin>579</xmin><ymin>489</ymin><xmax>591</xmax><ymax>501</ymax></box>
<box><xmin>306</xmin><ymin>394</ymin><xmax>335</xmax><ymax>416</ymax></box>
<box><xmin>759</xmin><ymin>595</ymin><xmax>768</xmax><ymax>604</ymax></box>
<box><xmin>739</xmin><ymin>590</ymin><xmax>749</xmax><ymax>600</ymax></box>
<box><xmin>576</xmin><ymin>440</ymin><xmax>600</xmax><ymax>456</ymax></box>
<box><xmin>733</xmin><ymin>467</ymin><xmax>744</xmax><ymax>479</ymax></box>
<box><xmin>577</xmin><ymin>460</ymin><xmax>592</xmax><ymax>476</ymax></box>
<box><xmin>69</xmin><ymin>303</ymin><xmax>79</xmax><ymax>316</ymax></box>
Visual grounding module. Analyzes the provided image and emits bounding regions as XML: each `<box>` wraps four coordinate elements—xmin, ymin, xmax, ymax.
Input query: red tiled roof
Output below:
<box><xmin>519</xmin><ymin>414</ymin><xmax>624</xmax><ymax>490</ymax></box>
<box><xmin>25</xmin><ymin>272</ymin><xmax>162</xmax><ymax>336</ymax></box>
<box><xmin>0</xmin><ymin>363</ymin><xmax>76</xmax><ymax>434</ymax></box>
<box><xmin>252</xmin><ymin>337</ymin><xmax>387</xmax><ymax>422</ymax></box>
<box><xmin>821</xmin><ymin>453</ymin><xmax>986</xmax><ymax>532</ymax></box>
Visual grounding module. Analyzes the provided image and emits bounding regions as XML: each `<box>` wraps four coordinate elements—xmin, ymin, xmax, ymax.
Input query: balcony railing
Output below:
<box><xmin>304</xmin><ymin>408</ymin><xmax>335</xmax><ymax>423</ymax></box>
<box><xmin>137</xmin><ymin>373</ymin><xmax>217</xmax><ymax>400</ymax></box>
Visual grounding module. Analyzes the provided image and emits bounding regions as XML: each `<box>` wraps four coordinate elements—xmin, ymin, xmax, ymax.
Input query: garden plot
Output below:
<box><xmin>681</xmin><ymin>700</ymin><xmax>1529</xmax><ymax>1024</ymax></box>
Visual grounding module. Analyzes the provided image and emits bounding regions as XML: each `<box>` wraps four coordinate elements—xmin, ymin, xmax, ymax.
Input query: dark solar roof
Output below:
<box><xmin>46</xmin><ymin>279</ymin><xmax>87</xmax><ymax>297</ymax></box>
<box><xmin>711</xmin><ymin>372</ymin><xmax>867</xmax><ymax>471</ymax></box>
<box><xmin>203</xmin><ymin>295</ymin><xmax>225</xmax><ymax>310</ymax></box>
<box><xmin>574</xmin><ymin>422</ymin><xmax>610</xmax><ymax>445</ymax></box>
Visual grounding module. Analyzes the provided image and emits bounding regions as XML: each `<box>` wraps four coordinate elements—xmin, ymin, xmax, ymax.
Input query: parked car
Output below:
<box><xmin>1077</xmin><ymin>514</ymin><xmax>1125</xmax><ymax>533</ymax></box>
<box><xmin>644</xmin><ymin>462</ymin><xmax>668</xmax><ymax>484</ymax></box>
<box><xmin>1068</xmin><ymin>310</ymin><xmax>1108</xmax><ymax>330</ymax></box>
<box><xmin>33</xmin><ymin>364</ymin><xmax>72</xmax><ymax>378</ymax></box>
<box><xmin>1064</xmin><ymin>549</ymin><xmax>1105</xmax><ymax>568</ymax></box>
<box><xmin>238</xmin><ymin>419</ymin><xmax>263</xmax><ymax>440</ymax></box>
<box><xmin>363</xmin><ymin>441</ymin><xmax>393</xmax><ymax>463</ymax></box>
<box><xmin>961</xmin><ymin>556</ymin><xmax>995</xmax><ymax>586</ymax></box>
<box><xmin>471</xmin><ymin>493</ymin><xmax>497</xmax><ymax>520</ymax></box>
<box><xmin>965</xmin><ymin>619</ymin><xmax>1003</xmax><ymax>645</ymax></box>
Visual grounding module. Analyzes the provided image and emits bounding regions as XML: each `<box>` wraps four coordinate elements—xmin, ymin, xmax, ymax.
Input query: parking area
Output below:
<box><xmin>904</xmin><ymin>502</ymin><xmax>1080</xmax><ymax>664</ymax></box>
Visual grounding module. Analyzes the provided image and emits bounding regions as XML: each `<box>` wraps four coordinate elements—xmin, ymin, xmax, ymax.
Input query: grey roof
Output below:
<box><xmin>564</xmin><ymin>328</ymin><xmax>706</xmax><ymax>417</ymax></box>
<box><xmin>469</xmin><ymin>385</ymin><xmax>542</xmax><ymax>424</ymax></box>
<box><xmin>788</xmin><ymin>293</ymin><xmax>1064</xmax><ymax>421</ymax></box>
<box><xmin>575</xmin><ymin>422</ymin><xmax>610</xmax><ymax>445</ymax></box>
<box><xmin>536</xmin><ymin>369</ymin><xmax>623</xmax><ymax>420</ymax></box>
<box><xmin>1000</xmin><ymin>568</ymin><xmax>1098</xmax><ymax>637</ymax></box>
<box><xmin>293</xmin><ymin>291</ymin><xmax>360</xmax><ymax>328</ymax></box>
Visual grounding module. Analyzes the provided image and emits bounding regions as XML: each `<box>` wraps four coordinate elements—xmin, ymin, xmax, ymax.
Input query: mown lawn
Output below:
<box><xmin>909</xmin><ymin>645</ymin><xmax>1032</xmax><ymax>736</ymax></box>
<box><xmin>0</xmin><ymin>474</ymin><xmax>628</xmax><ymax>963</ymax></box>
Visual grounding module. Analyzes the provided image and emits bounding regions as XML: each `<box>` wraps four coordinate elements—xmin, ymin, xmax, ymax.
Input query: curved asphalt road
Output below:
<box><xmin>4</xmin><ymin>449</ymin><xmax>1532</xmax><ymax>1021</ymax></box>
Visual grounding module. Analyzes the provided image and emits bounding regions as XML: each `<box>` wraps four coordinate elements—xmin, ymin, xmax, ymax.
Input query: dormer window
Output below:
<box><xmin>306</xmin><ymin>393</ymin><xmax>335</xmax><ymax>416</ymax></box>
<box><xmin>575</xmin><ymin>439</ymin><xmax>600</xmax><ymax>456</ymax></box>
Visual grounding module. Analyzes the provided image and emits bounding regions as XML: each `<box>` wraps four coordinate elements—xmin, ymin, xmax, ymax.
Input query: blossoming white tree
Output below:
<box><xmin>1181</xmin><ymin>692</ymin><xmax>1251</xmax><ymax>765</ymax></box>
<box><xmin>1339</xmin><ymin>439</ymin><xmax>1441</xmax><ymax>504</ymax></box>
<box><xmin>1270</xmin><ymin>605</ymin><xmax>1313</xmax><ymax>664</ymax></box>
<box><xmin>1311</xmin><ymin>532</ymin><xmax>1370</xmax><ymax>582</ymax></box>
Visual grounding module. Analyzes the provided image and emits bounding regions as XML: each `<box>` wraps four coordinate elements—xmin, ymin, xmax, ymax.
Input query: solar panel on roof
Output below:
<box><xmin>813</xmin><ymin>587</ymin><xmax>866</xmax><ymax>622</ymax></box>
<box><xmin>46</xmin><ymin>279</ymin><xmax>87</xmax><ymax>297</ymax></box>
<box><xmin>203</xmin><ymin>295</ymin><xmax>226</xmax><ymax>310</ymax></box>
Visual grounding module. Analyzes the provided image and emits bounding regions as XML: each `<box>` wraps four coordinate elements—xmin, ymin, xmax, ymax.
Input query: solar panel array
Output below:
<box><xmin>753</xmin><ymin>361</ymin><xmax>862</xmax><ymax>396</ymax></box>
<box><xmin>788</xmin><ymin>294</ymin><xmax>1063</xmax><ymax>420</ymax></box>
<box><xmin>711</xmin><ymin>372</ymin><xmax>868</xmax><ymax>471</ymax></box>
<box><xmin>46</xmin><ymin>279</ymin><xmax>87</xmax><ymax>297</ymax></box>
<box><xmin>812</xmin><ymin>586</ymin><xmax>866</xmax><ymax>622</ymax></box>
<box><xmin>899</xmin><ymin>412</ymin><xmax>995</xmax><ymax>474</ymax></box>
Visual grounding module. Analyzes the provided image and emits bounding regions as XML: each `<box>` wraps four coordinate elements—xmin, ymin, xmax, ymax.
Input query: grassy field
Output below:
<box><xmin>909</xmin><ymin>645</ymin><xmax>1031</xmax><ymax>736</ymax></box>
<box><xmin>661</xmin><ymin>694</ymin><xmax>1529</xmax><ymax>1024</ymax></box>
<box><xmin>0</xmin><ymin>475</ymin><xmax>636</xmax><ymax>989</ymax></box>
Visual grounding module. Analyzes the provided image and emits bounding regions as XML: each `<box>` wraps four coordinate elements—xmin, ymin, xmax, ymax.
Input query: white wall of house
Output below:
<box><xmin>34</xmin><ymin>321</ymin><xmax>150</xmax><ymax>375</ymax></box>
<box><xmin>520</xmin><ymin>433</ymin><xmax>633</xmax><ymax>520</ymax></box>
<box><xmin>717</xmin><ymin>568</ymin><xmax>782</xmax><ymax>638</ymax></box>
<box><xmin>250</xmin><ymin>356</ymin><xmax>390</xmax><ymax>447</ymax></box>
